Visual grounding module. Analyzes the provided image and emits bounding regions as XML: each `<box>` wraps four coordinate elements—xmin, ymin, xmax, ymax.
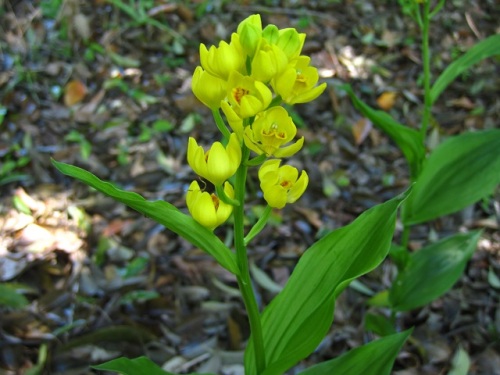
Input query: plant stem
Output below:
<box><xmin>420</xmin><ymin>0</ymin><xmax>432</xmax><ymax>144</ymax></box>
<box><xmin>212</xmin><ymin>108</ymin><xmax>232</xmax><ymax>141</ymax></box>
<box><xmin>234</xmin><ymin>145</ymin><xmax>266</xmax><ymax>373</ymax></box>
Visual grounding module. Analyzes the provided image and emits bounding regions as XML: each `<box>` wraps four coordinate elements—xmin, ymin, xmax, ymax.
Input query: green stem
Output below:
<box><xmin>234</xmin><ymin>145</ymin><xmax>266</xmax><ymax>373</ymax></box>
<box><xmin>268</xmin><ymin>95</ymin><xmax>283</xmax><ymax>108</ymax></box>
<box><xmin>216</xmin><ymin>184</ymin><xmax>240</xmax><ymax>206</ymax></box>
<box><xmin>420</xmin><ymin>0</ymin><xmax>432</xmax><ymax>144</ymax></box>
<box><xmin>212</xmin><ymin>108</ymin><xmax>232</xmax><ymax>141</ymax></box>
<box><xmin>429</xmin><ymin>0</ymin><xmax>445</xmax><ymax>19</ymax></box>
<box><xmin>245</xmin><ymin>205</ymin><xmax>272</xmax><ymax>246</ymax></box>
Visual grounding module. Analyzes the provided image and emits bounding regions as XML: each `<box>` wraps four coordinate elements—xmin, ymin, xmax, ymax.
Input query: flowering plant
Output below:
<box><xmin>53</xmin><ymin>14</ymin><xmax>413</xmax><ymax>375</ymax></box>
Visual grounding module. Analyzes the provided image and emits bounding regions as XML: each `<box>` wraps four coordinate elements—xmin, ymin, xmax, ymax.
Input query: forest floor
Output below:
<box><xmin>1</xmin><ymin>0</ymin><xmax>499</xmax><ymax>374</ymax></box>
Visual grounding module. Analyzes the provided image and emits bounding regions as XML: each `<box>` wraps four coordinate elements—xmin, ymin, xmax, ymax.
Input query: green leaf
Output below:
<box><xmin>364</xmin><ymin>313</ymin><xmax>396</xmax><ymax>337</ymax></box>
<box><xmin>299</xmin><ymin>329</ymin><xmax>411</xmax><ymax>375</ymax></box>
<box><xmin>341</xmin><ymin>84</ymin><xmax>425</xmax><ymax>178</ymax></box>
<box><xmin>51</xmin><ymin>160</ymin><xmax>240</xmax><ymax>276</ymax></box>
<box><xmin>402</xmin><ymin>129</ymin><xmax>500</xmax><ymax>225</ymax></box>
<box><xmin>430</xmin><ymin>34</ymin><xmax>500</xmax><ymax>104</ymax></box>
<box><xmin>0</xmin><ymin>283</ymin><xmax>30</xmax><ymax>308</ymax></box>
<box><xmin>92</xmin><ymin>356</ymin><xmax>216</xmax><ymax>375</ymax></box>
<box><xmin>92</xmin><ymin>356</ymin><xmax>172</xmax><ymax>375</ymax></box>
<box><xmin>245</xmin><ymin>193</ymin><xmax>407</xmax><ymax>375</ymax></box>
<box><xmin>389</xmin><ymin>231</ymin><xmax>480</xmax><ymax>311</ymax></box>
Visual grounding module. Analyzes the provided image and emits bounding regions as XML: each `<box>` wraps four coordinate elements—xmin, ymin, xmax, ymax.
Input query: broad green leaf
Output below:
<box><xmin>430</xmin><ymin>34</ymin><xmax>500</xmax><ymax>104</ymax></box>
<box><xmin>402</xmin><ymin>129</ymin><xmax>500</xmax><ymax>225</ymax></box>
<box><xmin>92</xmin><ymin>356</ymin><xmax>216</xmax><ymax>375</ymax></box>
<box><xmin>51</xmin><ymin>160</ymin><xmax>240</xmax><ymax>276</ymax></box>
<box><xmin>299</xmin><ymin>329</ymin><xmax>411</xmax><ymax>375</ymax></box>
<box><xmin>341</xmin><ymin>84</ymin><xmax>425</xmax><ymax>178</ymax></box>
<box><xmin>389</xmin><ymin>231</ymin><xmax>480</xmax><ymax>311</ymax></box>
<box><xmin>245</xmin><ymin>193</ymin><xmax>406</xmax><ymax>375</ymax></box>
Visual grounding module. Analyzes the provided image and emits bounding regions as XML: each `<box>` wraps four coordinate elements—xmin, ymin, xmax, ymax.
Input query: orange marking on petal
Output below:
<box><xmin>211</xmin><ymin>194</ymin><xmax>220</xmax><ymax>210</ymax></box>
<box><xmin>280</xmin><ymin>180</ymin><xmax>292</xmax><ymax>189</ymax></box>
<box><xmin>232</xmin><ymin>87</ymin><xmax>249</xmax><ymax>104</ymax></box>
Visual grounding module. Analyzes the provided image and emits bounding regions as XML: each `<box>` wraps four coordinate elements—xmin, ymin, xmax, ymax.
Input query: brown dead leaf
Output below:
<box><xmin>294</xmin><ymin>206</ymin><xmax>323</xmax><ymax>229</ymax></box>
<box><xmin>352</xmin><ymin>118</ymin><xmax>373</xmax><ymax>145</ymax></box>
<box><xmin>376</xmin><ymin>91</ymin><xmax>397</xmax><ymax>111</ymax></box>
<box><xmin>446</xmin><ymin>96</ymin><xmax>475</xmax><ymax>110</ymax></box>
<box><xmin>64</xmin><ymin>79</ymin><xmax>87</xmax><ymax>107</ymax></box>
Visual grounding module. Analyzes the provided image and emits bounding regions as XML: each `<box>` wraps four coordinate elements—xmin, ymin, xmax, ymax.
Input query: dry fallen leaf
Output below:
<box><xmin>352</xmin><ymin>117</ymin><xmax>373</xmax><ymax>145</ymax></box>
<box><xmin>376</xmin><ymin>91</ymin><xmax>397</xmax><ymax>111</ymax></box>
<box><xmin>446</xmin><ymin>96</ymin><xmax>475</xmax><ymax>110</ymax></box>
<box><xmin>64</xmin><ymin>79</ymin><xmax>87</xmax><ymax>107</ymax></box>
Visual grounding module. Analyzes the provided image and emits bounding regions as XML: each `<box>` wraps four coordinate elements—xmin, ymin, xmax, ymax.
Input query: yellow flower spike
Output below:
<box><xmin>227</xmin><ymin>71</ymin><xmax>272</xmax><ymax>118</ymax></box>
<box><xmin>272</xmin><ymin>56</ymin><xmax>327</xmax><ymax>105</ymax></box>
<box><xmin>221</xmin><ymin>101</ymin><xmax>244</xmax><ymax>140</ymax></box>
<box><xmin>186</xmin><ymin>180</ymin><xmax>234</xmax><ymax>230</ymax></box>
<box><xmin>244</xmin><ymin>106</ymin><xmax>304</xmax><ymax>157</ymax></box>
<box><xmin>258</xmin><ymin>159</ymin><xmax>309</xmax><ymax>209</ymax></box>
<box><xmin>192</xmin><ymin>66</ymin><xmax>227</xmax><ymax>110</ymax></box>
<box><xmin>187</xmin><ymin>133</ymin><xmax>242</xmax><ymax>186</ymax></box>
<box><xmin>237</xmin><ymin>14</ymin><xmax>262</xmax><ymax>58</ymax></box>
<box><xmin>200</xmin><ymin>33</ymin><xmax>245</xmax><ymax>80</ymax></box>
<box><xmin>251</xmin><ymin>43</ymin><xmax>288</xmax><ymax>82</ymax></box>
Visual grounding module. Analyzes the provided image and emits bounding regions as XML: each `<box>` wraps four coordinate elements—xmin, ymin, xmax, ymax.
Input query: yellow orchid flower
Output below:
<box><xmin>192</xmin><ymin>66</ymin><xmax>227</xmax><ymax>110</ymax></box>
<box><xmin>251</xmin><ymin>42</ymin><xmax>288</xmax><ymax>82</ymax></box>
<box><xmin>273</xmin><ymin>56</ymin><xmax>327</xmax><ymax>104</ymax></box>
<box><xmin>186</xmin><ymin>180</ymin><xmax>234</xmax><ymax>230</ymax></box>
<box><xmin>258</xmin><ymin>159</ymin><xmax>308</xmax><ymax>209</ymax></box>
<box><xmin>187</xmin><ymin>133</ymin><xmax>242</xmax><ymax>186</ymax></box>
<box><xmin>244</xmin><ymin>106</ymin><xmax>304</xmax><ymax>157</ymax></box>
<box><xmin>200</xmin><ymin>33</ymin><xmax>245</xmax><ymax>80</ymax></box>
<box><xmin>226</xmin><ymin>71</ymin><xmax>272</xmax><ymax>118</ymax></box>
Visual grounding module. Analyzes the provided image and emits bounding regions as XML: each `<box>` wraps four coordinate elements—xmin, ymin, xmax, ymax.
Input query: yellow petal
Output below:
<box><xmin>263</xmin><ymin>185</ymin><xmax>287</xmax><ymax>209</ymax></box>
<box><xmin>288</xmin><ymin>170</ymin><xmax>309</xmax><ymax>203</ymax></box>
<box><xmin>274</xmin><ymin>136</ymin><xmax>304</xmax><ymax>158</ymax></box>
<box><xmin>221</xmin><ymin>101</ymin><xmax>244</xmax><ymax>140</ymax></box>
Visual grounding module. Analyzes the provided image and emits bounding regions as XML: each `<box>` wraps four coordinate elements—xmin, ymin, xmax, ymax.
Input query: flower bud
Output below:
<box><xmin>200</xmin><ymin>33</ymin><xmax>245</xmax><ymax>80</ymax></box>
<box><xmin>276</xmin><ymin>28</ymin><xmax>306</xmax><ymax>60</ymax></box>
<box><xmin>251</xmin><ymin>43</ymin><xmax>288</xmax><ymax>82</ymax></box>
<box><xmin>187</xmin><ymin>180</ymin><xmax>234</xmax><ymax>230</ymax></box>
<box><xmin>187</xmin><ymin>133</ymin><xmax>242</xmax><ymax>186</ymax></box>
<box><xmin>192</xmin><ymin>66</ymin><xmax>227</xmax><ymax>110</ymax></box>
<box><xmin>237</xmin><ymin>14</ymin><xmax>262</xmax><ymax>58</ymax></box>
